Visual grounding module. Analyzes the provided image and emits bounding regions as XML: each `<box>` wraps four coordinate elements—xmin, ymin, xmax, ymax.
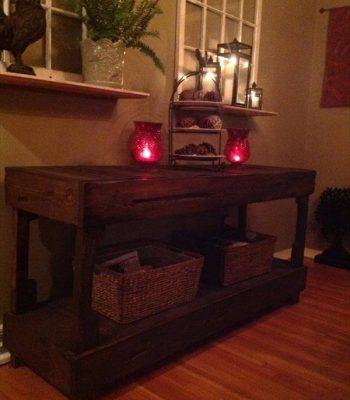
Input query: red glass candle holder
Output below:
<box><xmin>224</xmin><ymin>128</ymin><xmax>250</xmax><ymax>164</ymax></box>
<box><xmin>131</xmin><ymin>121</ymin><xmax>163</xmax><ymax>165</ymax></box>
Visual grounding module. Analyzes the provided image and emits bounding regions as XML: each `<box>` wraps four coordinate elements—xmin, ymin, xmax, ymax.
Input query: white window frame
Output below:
<box><xmin>175</xmin><ymin>0</ymin><xmax>262</xmax><ymax>83</ymax></box>
<box><xmin>1</xmin><ymin>0</ymin><xmax>83</xmax><ymax>81</ymax></box>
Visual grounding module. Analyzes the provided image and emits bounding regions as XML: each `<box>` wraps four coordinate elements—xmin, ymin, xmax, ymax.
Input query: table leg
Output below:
<box><xmin>12</xmin><ymin>209</ymin><xmax>37</xmax><ymax>314</ymax></box>
<box><xmin>291</xmin><ymin>196</ymin><xmax>309</xmax><ymax>268</ymax></box>
<box><xmin>238</xmin><ymin>205</ymin><xmax>247</xmax><ymax>239</ymax></box>
<box><xmin>72</xmin><ymin>226</ymin><xmax>104</xmax><ymax>352</ymax></box>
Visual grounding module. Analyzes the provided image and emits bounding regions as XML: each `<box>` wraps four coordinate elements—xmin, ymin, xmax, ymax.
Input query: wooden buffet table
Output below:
<box><xmin>4</xmin><ymin>165</ymin><xmax>316</xmax><ymax>400</ymax></box>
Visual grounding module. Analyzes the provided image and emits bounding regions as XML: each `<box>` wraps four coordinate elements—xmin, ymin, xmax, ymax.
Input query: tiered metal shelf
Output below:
<box><xmin>168</xmin><ymin>100</ymin><xmax>278</xmax><ymax>166</ymax></box>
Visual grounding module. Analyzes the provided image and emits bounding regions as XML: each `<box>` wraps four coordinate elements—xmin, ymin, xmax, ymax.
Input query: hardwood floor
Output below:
<box><xmin>0</xmin><ymin>259</ymin><xmax>349</xmax><ymax>400</ymax></box>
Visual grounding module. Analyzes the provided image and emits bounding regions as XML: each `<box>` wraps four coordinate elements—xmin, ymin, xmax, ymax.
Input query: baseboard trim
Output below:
<box><xmin>274</xmin><ymin>248</ymin><xmax>320</xmax><ymax>260</ymax></box>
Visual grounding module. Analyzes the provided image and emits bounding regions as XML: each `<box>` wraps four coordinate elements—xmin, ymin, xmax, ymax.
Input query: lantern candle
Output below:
<box><xmin>251</xmin><ymin>93</ymin><xmax>259</xmax><ymax>108</ymax></box>
<box><xmin>131</xmin><ymin>121</ymin><xmax>163</xmax><ymax>165</ymax></box>
<box><xmin>247</xmin><ymin>82</ymin><xmax>263</xmax><ymax>109</ymax></box>
<box><xmin>140</xmin><ymin>143</ymin><xmax>151</xmax><ymax>160</ymax></box>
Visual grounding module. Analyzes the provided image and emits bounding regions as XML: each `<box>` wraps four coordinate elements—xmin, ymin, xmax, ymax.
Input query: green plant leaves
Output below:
<box><xmin>70</xmin><ymin>0</ymin><xmax>164</xmax><ymax>72</ymax></box>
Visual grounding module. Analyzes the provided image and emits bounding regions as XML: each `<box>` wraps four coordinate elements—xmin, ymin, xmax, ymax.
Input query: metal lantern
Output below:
<box><xmin>195</xmin><ymin>49</ymin><xmax>221</xmax><ymax>94</ymax></box>
<box><xmin>217</xmin><ymin>38</ymin><xmax>252</xmax><ymax>107</ymax></box>
<box><xmin>247</xmin><ymin>82</ymin><xmax>263</xmax><ymax>109</ymax></box>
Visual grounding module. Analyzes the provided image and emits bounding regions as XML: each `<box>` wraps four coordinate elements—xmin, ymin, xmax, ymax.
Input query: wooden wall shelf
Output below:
<box><xmin>0</xmin><ymin>72</ymin><xmax>149</xmax><ymax>100</ymax></box>
<box><xmin>172</xmin><ymin>101</ymin><xmax>277</xmax><ymax>117</ymax></box>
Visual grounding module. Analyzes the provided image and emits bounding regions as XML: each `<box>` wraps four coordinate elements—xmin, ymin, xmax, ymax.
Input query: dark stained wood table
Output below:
<box><xmin>4</xmin><ymin>165</ymin><xmax>316</xmax><ymax>400</ymax></box>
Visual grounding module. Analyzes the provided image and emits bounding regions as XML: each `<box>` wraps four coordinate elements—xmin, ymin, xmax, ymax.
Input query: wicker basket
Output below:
<box><xmin>92</xmin><ymin>242</ymin><xmax>203</xmax><ymax>323</ymax></box>
<box><xmin>203</xmin><ymin>232</ymin><xmax>276</xmax><ymax>286</ymax></box>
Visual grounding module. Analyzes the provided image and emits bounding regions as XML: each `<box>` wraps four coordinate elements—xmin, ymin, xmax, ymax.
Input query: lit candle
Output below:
<box><xmin>250</xmin><ymin>91</ymin><xmax>259</xmax><ymax>108</ymax></box>
<box><xmin>251</xmin><ymin>95</ymin><xmax>259</xmax><ymax>108</ymax></box>
<box><xmin>140</xmin><ymin>143</ymin><xmax>151</xmax><ymax>160</ymax></box>
<box><xmin>224</xmin><ymin>128</ymin><xmax>250</xmax><ymax>165</ymax></box>
<box><xmin>131</xmin><ymin>121</ymin><xmax>162</xmax><ymax>165</ymax></box>
<box><xmin>222</xmin><ymin>60</ymin><xmax>234</xmax><ymax>104</ymax></box>
<box><xmin>233</xmin><ymin>153</ymin><xmax>241</xmax><ymax>162</ymax></box>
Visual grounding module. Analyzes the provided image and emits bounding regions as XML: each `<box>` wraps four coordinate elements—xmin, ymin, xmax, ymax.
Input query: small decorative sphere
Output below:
<box><xmin>179</xmin><ymin>89</ymin><xmax>196</xmax><ymax>100</ymax></box>
<box><xmin>177</xmin><ymin>116</ymin><xmax>197</xmax><ymax>128</ymax></box>
<box><xmin>203</xmin><ymin>91</ymin><xmax>222</xmax><ymax>102</ymax></box>
<box><xmin>199</xmin><ymin>114</ymin><xmax>223</xmax><ymax>129</ymax></box>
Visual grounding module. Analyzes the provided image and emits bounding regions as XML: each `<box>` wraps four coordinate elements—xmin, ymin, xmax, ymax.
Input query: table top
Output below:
<box><xmin>5</xmin><ymin>165</ymin><xmax>316</xmax><ymax>227</ymax></box>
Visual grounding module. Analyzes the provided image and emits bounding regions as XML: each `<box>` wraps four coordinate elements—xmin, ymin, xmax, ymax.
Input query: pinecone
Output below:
<box><xmin>201</xmin><ymin>142</ymin><xmax>217</xmax><ymax>155</ymax></box>
<box><xmin>175</xmin><ymin>142</ymin><xmax>217</xmax><ymax>156</ymax></box>
<box><xmin>199</xmin><ymin>115</ymin><xmax>223</xmax><ymax>129</ymax></box>
<box><xmin>177</xmin><ymin>116</ymin><xmax>197</xmax><ymax>128</ymax></box>
<box><xmin>175</xmin><ymin>144</ymin><xmax>198</xmax><ymax>155</ymax></box>
<box><xmin>193</xmin><ymin>90</ymin><xmax>205</xmax><ymax>100</ymax></box>
<box><xmin>203</xmin><ymin>91</ymin><xmax>222</xmax><ymax>102</ymax></box>
<box><xmin>179</xmin><ymin>89</ymin><xmax>196</xmax><ymax>100</ymax></box>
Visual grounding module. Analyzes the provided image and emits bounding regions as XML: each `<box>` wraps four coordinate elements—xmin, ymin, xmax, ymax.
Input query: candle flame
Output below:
<box><xmin>141</xmin><ymin>143</ymin><xmax>151</xmax><ymax>159</ymax></box>
<box><xmin>229</xmin><ymin>56</ymin><xmax>237</xmax><ymax>67</ymax></box>
<box><xmin>204</xmin><ymin>71</ymin><xmax>216</xmax><ymax>81</ymax></box>
<box><xmin>233</xmin><ymin>154</ymin><xmax>241</xmax><ymax>162</ymax></box>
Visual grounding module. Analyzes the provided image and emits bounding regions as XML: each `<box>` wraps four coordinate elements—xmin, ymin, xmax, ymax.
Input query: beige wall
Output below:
<box><xmin>305</xmin><ymin>0</ymin><xmax>350</xmax><ymax>250</ymax></box>
<box><xmin>246</xmin><ymin>0</ymin><xmax>349</xmax><ymax>253</ymax></box>
<box><xmin>246</xmin><ymin>0</ymin><xmax>317</xmax><ymax>250</ymax></box>
<box><xmin>0</xmin><ymin>0</ymin><xmax>176</xmax><ymax>320</ymax></box>
<box><xmin>1</xmin><ymin>0</ymin><xmax>349</xmax><ymax>320</ymax></box>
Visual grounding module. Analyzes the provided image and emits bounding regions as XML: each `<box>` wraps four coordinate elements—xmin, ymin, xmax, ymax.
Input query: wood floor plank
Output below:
<box><xmin>0</xmin><ymin>259</ymin><xmax>349</xmax><ymax>400</ymax></box>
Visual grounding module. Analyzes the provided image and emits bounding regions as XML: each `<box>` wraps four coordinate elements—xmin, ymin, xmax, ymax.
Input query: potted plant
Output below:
<box><xmin>71</xmin><ymin>0</ymin><xmax>165</xmax><ymax>87</ymax></box>
<box><xmin>314</xmin><ymin>187</ymin><xmax>350</xmax><ymax>269</ymax></box>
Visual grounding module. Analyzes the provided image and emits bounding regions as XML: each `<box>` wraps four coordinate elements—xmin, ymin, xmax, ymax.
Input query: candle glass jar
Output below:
<box><xmin>224</xmin><ymin>128</ymin><xmax>250</xmax><ymax>164</ymax></box>
<box><xmin>131</xmin><ymin>121</ymin><xmax>163</xmax><ymax>165</ymax></box>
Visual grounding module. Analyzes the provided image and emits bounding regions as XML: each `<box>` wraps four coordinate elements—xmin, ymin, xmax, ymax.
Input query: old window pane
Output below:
<box><xmin>243</xmin><ymin>0</ymin><xmax>256</xmax><ymax>23</ymax></box>
<box><xmin>206</xmin><ymin>10</ymin><xmax>221</xmax><ymax>53</ymax></box>
<box><xmin>185</xmin><ymin>3</ymin><xmax>202</xmax><ymax>48</ymax></box>
<box><xmin>225</xmin><ymin>18</ymin><xmax>239</xmax><ymax>42</ymax></box>
<box><xmin>226</xmin><ymin>0</ymin><xmax>241</xmax><ymax>17</ymax></box>
<box><xmin>207</xmin><ymin>0</ymin><xmax>223</xmax><ymax>11</ymax></box>
<box><xmin>52</xmin><ymin>13</ymin><xmax>82</xmax><ymax>73</ymax></box>
<box><xmin>184</xmin><ymin>49</ymin><xmax>197</xmax><ymax>73</ymax></box>
<box><xmin>242</xmin><ymin>24</ymin><xmax>254</xmax><ymax>46</ymax></box>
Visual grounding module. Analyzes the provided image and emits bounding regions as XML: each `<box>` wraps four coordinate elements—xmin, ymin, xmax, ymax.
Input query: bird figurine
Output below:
<box><xmin>0</xmin><ymin>7</ymin><xmax>13</xmax><ymax>49</ymax></box>
<box><xmin>0</xmin><ymin>0</ymin><xmax>46</xmax><ymax>75</ymax></box>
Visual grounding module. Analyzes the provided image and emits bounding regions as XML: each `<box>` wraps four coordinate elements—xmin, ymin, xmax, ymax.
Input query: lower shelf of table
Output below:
<box><xmin>4</xmin><ymin>259</ymin><xmax>306</xmax><ymax>399</ymax></box>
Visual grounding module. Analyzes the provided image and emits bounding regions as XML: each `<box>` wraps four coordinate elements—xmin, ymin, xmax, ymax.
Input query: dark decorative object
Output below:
<box><xmin>131</xmin><ymin>121</ymin><xmax>163</xmax><ymax>165</ymax></box>
<box><xmin>0</xmin><ymin>0</ymin><xmax>46</xmax><ymax>75</ymax></box>
<box><xmin>315</xmin><ymin>188</ymin><xmax>350</xmax><ymax>269</ymax></box>
<box><xmin>224</xmin><ymin>128</ymin><xmax>250</xmax><ymax>164</ymax></box>
<box><xmin>247</xmin><ymin>82</ymin><xmax>263</xmax><ymax>109</ymax></box>
<box><xmin>217</xmin><ymin>38</ymin><xmax>252</xmax><ymax>107</ymax></box>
